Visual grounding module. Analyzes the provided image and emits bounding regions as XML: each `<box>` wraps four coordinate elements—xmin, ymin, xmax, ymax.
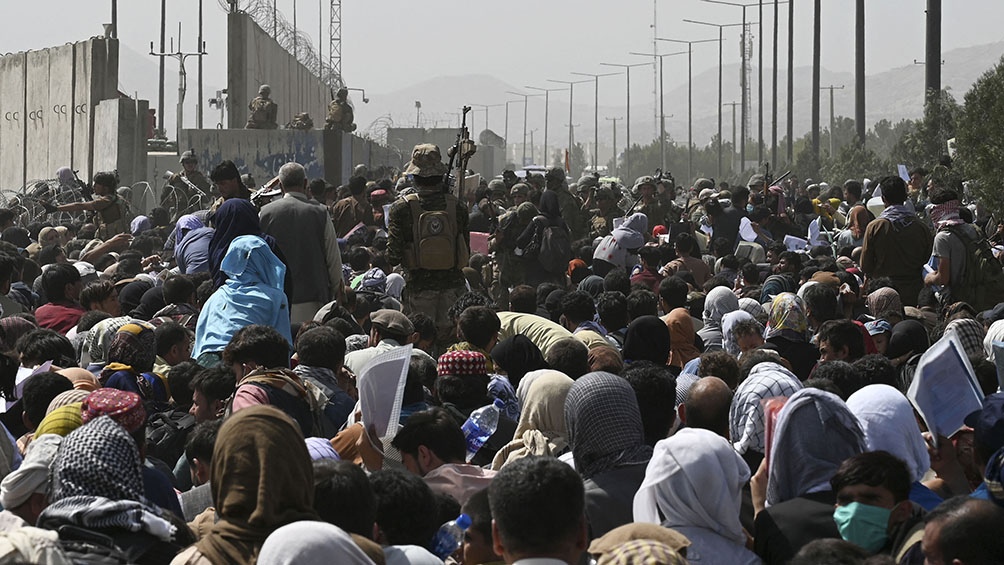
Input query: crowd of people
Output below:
<box><xmin>0</xmin><ymin>144</ymin><xmax>998</xmax><ymax>564</ymax></box>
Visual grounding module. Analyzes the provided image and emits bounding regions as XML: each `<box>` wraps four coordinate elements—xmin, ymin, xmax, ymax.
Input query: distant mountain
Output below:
<box><xmin>359</xmin><ymin>41</ymin><xmax>1004</xmax><ymax>162</ymax></box>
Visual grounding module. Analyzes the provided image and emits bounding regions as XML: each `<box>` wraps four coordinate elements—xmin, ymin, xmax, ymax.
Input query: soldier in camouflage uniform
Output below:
<box><xmin>164</xmin><ymin>151</ymin><xmax>212</xmax><ymax>217</ymax></box>
<box><xmin>632</xmin><ymin>175</ymin><xmax>671</xmax><ymax>231</ymax></box>
<box><xmin>588</xmin><ymin>186</ymin><xmax>621</xmax><ymax>239</ymax></box>
<box><xmin>246</xmin><ymin>85</ymin><xmax>279</xmax><ymax>129</ymax></box>
<box><xmin>45</xmin><ymin>171</ymin><xmax>127</xmax><ymax>239</ymax></box>
<box><xmin>544</xmin><ymin>167</ymin><xmax>587</xmax><ymax>240</ymax></box>
<box><xmin>492</xmin><ymin>199</ymin><xmax>539</xmax><ymax>307</ymax></box>
<box><xmin>286</xmin><ymin>112</ymin><xmax>314</xmax><ymax>130</ymax></box>
<box><xmin>325</xmin><ymin>88</ymin><xmax>357</xmax><ymax>132</ymax></box>
<box><xmin>386</xmin><ymin>144</ymin><xmax>469</xmax><ymax>354</ymax></box>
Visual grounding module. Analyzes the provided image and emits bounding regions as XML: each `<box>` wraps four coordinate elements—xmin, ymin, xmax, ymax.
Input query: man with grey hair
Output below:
<box><xmin>260</xmin><ymin>162</ymin><xmax>343</xmax><ymax>323</ymax></box>
<box><xmin>246</xmin><ymin>84</ymin><xmax>278</xmax><ymax>129</ymax></box>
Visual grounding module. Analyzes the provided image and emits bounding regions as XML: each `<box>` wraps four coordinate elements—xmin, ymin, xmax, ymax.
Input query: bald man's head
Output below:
<box><xmin>679</xmin><ymin>377</ymin><xmax>733</xmax><ymax>439</ymax></box>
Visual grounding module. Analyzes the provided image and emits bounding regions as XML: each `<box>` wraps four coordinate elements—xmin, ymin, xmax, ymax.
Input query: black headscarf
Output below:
<box><xmin>1</xmin><ymin>227</ymin><xmax>30</xmax><ymax>249</ymax></box>
<box><xmin>130</xmin><ymin>286</ymin><xmax>166</xmax><ymax>321</ymax></box>
<box><xmin>623</xmin><ymin>315</ymin><xmax>672</xmax><ymax>365</ymax></box>
<box><xmin>117</xmin><ymin>279</ymin><xmax>153</xmax><ymax>318</ymax></box>
<box><xmin>209</xmin><ymin>199</ymin><xmax>271</xmax><ymax>288</ymax></box>
<box><xmin>886</xmin><ymin>320</ymin><xmax>929</xmax><ymax>360</ymax></box>
<box><xmin>539</xmin><ymin>190</ymin><xmax>568</xmax><ymax>229</ymax></box>
<box><xmin>491</xmin><ymin>335</ymin><xmax>547</xmax><ymax>390</ymax></box>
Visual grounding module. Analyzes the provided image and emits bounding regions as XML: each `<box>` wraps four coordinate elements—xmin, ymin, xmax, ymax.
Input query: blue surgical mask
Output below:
<box><xmin>746</xmin><ymin>204</ymin><xmax>754</xmax><ymax>214</ymax></box>
<box><xmin>833</xmin><ymin>502</ymin><xmax>892</xmax><ymax>554</ymax></box>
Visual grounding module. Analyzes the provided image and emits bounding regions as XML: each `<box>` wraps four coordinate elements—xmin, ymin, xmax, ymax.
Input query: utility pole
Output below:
<box><xmin>527</xmin><ymin>86</ymin><xmax>568</xmax><ymax>171</ymax></box>
<box><xmin>600</xmin><ymin>62</ymin><xmax>649</xmax><ymax>181</ymax></box>
<box><xmin>812</xmin><ymin>0</ymin><xmax>822</xmax><ymax>166</ymax></box>
<box><xmin>683</xmin><ymin>19</ymin><xmax>746</xmax><ymax>179</ymax></box>
<box><xmin>197</xmin><ymin>0</ymin><xmax>204</xmax><ymax>129</ymax></box>
<box><xmin>111</xmin><ymin>0</ymin><xmax>117</xmax><ymax>38</ymax></box>
<box><xmin>855</xmin><ymin>0</ymin><xmax>866</xmax><ymax>145</ymax></box>
<box><xmin>771</xmin><ymin>0</ymin><xmax>779</xmax><ymax>167</ymax></box>
<box><xmin>657</xmin><ymin>37</ymin><xmax>721</xmax><ymax>184</ymax></box>
<box><xmin>724</xmin><ymin>102</ymin><xmax>740</xmax><ymax>173</ymax></box>
<box><xmin>571</xmin><ymin>71</ymin><xmax>622</xmax><ymax>172</ymax></box>
<box><xmin>630</xmin><ymin>51</ymin><xmax>687</xmax><ymax>172</ymax></box>
<box><xmin>821</xmin><ymin>85</ymin><xmax>844</xmax><ymax>158</ymax></box>
<box><xmin>606</xmin><ymin>117</ymin><xmax>622</xmax><ymax>175</ymax></box>
<box><xmin>549</xmin><ymin>78</ymin><xmax>592</xmax><ymax>170</ymax></box>
<box><xmin>926</xmin><ymin>0</ymin><xmax>942</xmax><ymax>134</ymax></box>
<box><xmin>150</xmin><ymin>25</ymin><xmax>207</xmax><ymax>143</ymax></box>
<box><xmin>158</xmin><ymin>0</ymin><xmax>166</xmax><ymax>135</ymax></box>
<box><xmin>787</xmin><ymin>0</ymin><xmax>794</xmax><ymax>163</ymax></box>
<box><xmin>507</xmin><ymin>91</ymin><xmax>543</xmax><ymax>167</ymax></box>
<box><xmin>471</xmin><ymin>103</ymin><xmax>503</xmax><ymax>136</ymax></box>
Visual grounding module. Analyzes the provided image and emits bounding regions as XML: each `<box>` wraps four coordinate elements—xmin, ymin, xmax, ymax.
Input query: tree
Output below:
<box><xmin>570</xmin><ymin>142</ymin><xmax>588</xmax><ymax>179</ymax></box>
<box><xmin>890</xmin><ymin>89</ymin><xmax>960</xmax><ymax>170</ymax></box>
<box><xmin>820</xmin><ymin>141</ymin><xmax>887</xmax><ymax>185</ymax></box>
<box><xmin>957</xmin><ymin>56</ymin><xmax>1004</xmax><ymax>218</ymax></box>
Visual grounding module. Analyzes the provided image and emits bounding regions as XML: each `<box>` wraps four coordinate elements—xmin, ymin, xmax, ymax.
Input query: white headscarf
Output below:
<box><xmin>984</xmin><ymin>319</ymin><xmax>1004</xmax><ymax>363</ymax></box>
<box><xmin>729</xmin><ymin>362</ymin><xmax>802</xmax><ymax>455</ymax></box>
<box><xmin>633</xmin><ymin>428</ymin><xmax>749</xmax><ymax>546</ymax></box>
<box><xmin>847</xmin><ymin>384</ymin><xmax>931</xmax><ymax>482</ymax></box>
<box><xmin>385</xmin><ymin>273</ymin><xmax>405</xmax><ymax>300</ymax></box>
<box><xmin>258</xmin><ymin>521</ymin><xmax>375</xmax><ymax>565</ymax></box>
<box><xmin>722</xmin><ymin>310</ymin><xmax>756</xmax><ymax>356</ymax></box>
<box><xmin>702</xmin><ymin>286</ymin><xmax>740</xmax><ymax>331</ymax></box>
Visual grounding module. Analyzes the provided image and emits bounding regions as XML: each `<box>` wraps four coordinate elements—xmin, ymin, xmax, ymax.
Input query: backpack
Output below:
<box><xmin>538</xmin><ymin>223</ymin><xmax>573</xmax><ymax>274</ymax></box>
<box><xmin>144</xmin><ymin>409</ymin><xmax>197</xmax><ymax>469</ymax></box>
<box><xmin>941</xmin><ymin>224</ymin><xmax>1004</xmax><ymax>310</ymax></box>
<box><xmin>402</xmin><ymin>194</ymin><xmax>470</xmax><ymax>271</ymax></box>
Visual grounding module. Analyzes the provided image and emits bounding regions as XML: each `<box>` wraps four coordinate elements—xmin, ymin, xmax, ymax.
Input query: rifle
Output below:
<box><xmin>71</xmin><ymin>169</ymin><xmax>93</xmax><ymax>200</ymax></box>
<box><xmin>446</xmin><ymin>106</ymin><xmax>477</xmax><ymax>199</ymax></box>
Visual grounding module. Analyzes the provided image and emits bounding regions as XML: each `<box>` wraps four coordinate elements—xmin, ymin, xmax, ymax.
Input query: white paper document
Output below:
<box><xmin>907</xmin><ymin>333</ymin><xmax>984</xmax><ymax>446</ymax></box>
<box><xmin>357</xmin><ymin>344</ymin><xmax>412</xmax><ymax>440</ymax></box>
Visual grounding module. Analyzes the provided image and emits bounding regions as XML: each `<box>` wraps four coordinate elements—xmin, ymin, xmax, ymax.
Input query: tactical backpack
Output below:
<box><xmin>941</xmin><ymin>224</ymin><xmax>1004</xmax><ymax>310</ymax></box>
<box><xmin>535</xmin><ymin>219</ymin><xmax>573</xmax><ymax>275</ymax></box>
<box><xmin>402</xmin><ymin>194</ymin><xmax>469</xmax><ymax>271</ymax></box>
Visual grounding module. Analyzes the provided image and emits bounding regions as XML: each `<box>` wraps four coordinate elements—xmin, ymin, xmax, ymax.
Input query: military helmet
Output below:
<box><xmin>545</xmin><ymin>167</ymin><xmax>566</xmax><ymax>182</ymax></box>
<box><xmin>259</xmin><ymin>84</ymin><xmax>270</xmax><ymax>95</ymax></box>
<box><xmin>577</xmin><ymin>175</ymin><xmax>599</xmax><ymax>189</ymax></box>
<box><xmin>179</xmin><ymin>150</ymin><xmax>197</xmax><ymax>164</ymax></box>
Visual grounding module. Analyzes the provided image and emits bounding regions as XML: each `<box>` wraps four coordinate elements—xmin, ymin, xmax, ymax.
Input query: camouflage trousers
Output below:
<box><xmin>403</xmin><ymin>284</ymin><xmax>466</xmax><ymax>356</ymax></box>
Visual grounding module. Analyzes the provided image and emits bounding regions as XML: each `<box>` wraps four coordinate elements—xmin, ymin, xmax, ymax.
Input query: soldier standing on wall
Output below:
<box><xmin>324</xmin><ymin>88</ymin><xmax>357</xmax><ymax>132</ymax></box>
<box><xmin>386</xmin><ymin>144</ymin><xmax>469</xmax><ymax>354</ymax></box>
<box><xmin>246</xmin><ymin>84</ymin><xmax>279</xmax><ymax>129</ymax></box>
<box><xmin>44</xmin><ymin>171</ymin><xmax>127</xmax><ymax>239</ymax></box>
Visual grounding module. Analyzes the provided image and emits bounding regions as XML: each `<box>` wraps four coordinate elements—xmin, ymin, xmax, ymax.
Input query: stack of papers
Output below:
<box><xmin>907</xmin><ymin>333</ymin><xmax>984</xmax><ymax>447</ymax></box>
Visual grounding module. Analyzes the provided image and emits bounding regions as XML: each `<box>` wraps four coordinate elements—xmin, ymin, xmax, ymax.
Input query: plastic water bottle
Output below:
<box><xmin>461</xmin><ymin>398</ymin><xmax>504</xmax><ymax>462</ymax></box>
<box><xmin>431</xmin><ymin>513</ymin><xmax>472</xmax><ymax>559</ymax></box>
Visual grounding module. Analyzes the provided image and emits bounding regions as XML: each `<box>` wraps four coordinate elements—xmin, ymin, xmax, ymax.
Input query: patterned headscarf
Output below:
<box><xmin>729</xmin><ymin>362</ymin><xmax>803</xmax><ymax>455</ymax></box>
<box><xmin>0</xmin><ymin>316</ymin><xmax>36</xmax><ymax>350</ymax></box>
<box><xmin>46</xmin><ymin>390</ymin><xmax>90</xmax><ymax>415</ymax></box>
<box><xmin>81</xmin><ymin>389</ymin><xmax>147</xmax><ymax>434</ymax></box>
<box><xmin>105</xmin><ymin>322</ymin><xmax>157</xmax><ymax>373</ymax></box>
<box><xmin>564</xmin><ymin>372</ymin><xmax>653</xmax><ymax>480</ymax></box>
<box><xmin>35</xmin><ymin>403</ymin><xmax>84</xmax><ymax>437</ymax></box>
<box><xmin>739</xmin><ymin>297</ymin><xmax>768</xmax><ymax>325</ymax></box>
<box><xmin>945</xmin><ymin>318</ymin><xmax>987</xmax><ymax>359</ymax></box>
<box><xmin>51</xmin><ymin>415</ymin><xmax>145</xmax><ymax>502</ymax></box>
<box><xmin>85</xmin><ymin>316</ymin><xmax>134</xmax><ymax>365</ymax></box>
<box><xmin>867</xmin><ymin>287</ymin><xmax>904</xmax><ymax>318</ymax></box>
<box><xmin>764</xmin><ymin>293</ymin><xmax>808</xmax><ymax>342</ymax></box>
<box><xmin>596</xmin><ymin>540</ymin><xmax>687</xmax><ymax>565</ymax></box>
<box><xmin>722</xmin><ymin>310</ymin><xmax>756</xmax><ymax>357</ymax></box>
<box><xmin>437</xmin><ymin>350</ymin><xmax>488</xmax><ymax>377</ymax></box>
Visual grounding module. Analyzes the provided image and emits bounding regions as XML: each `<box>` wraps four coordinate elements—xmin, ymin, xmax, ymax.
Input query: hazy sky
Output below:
<box><xmin>3</xmin><ymin>0</ymin><xmax>1004</xmax><ymax>128</ymax></box>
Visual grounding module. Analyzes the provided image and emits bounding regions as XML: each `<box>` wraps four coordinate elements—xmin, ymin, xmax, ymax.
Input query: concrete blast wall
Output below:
<box><xmin>388</xmin><ymin>127</ymin><xmax>498</xmax><ymax>179</ymax></box>
<box><xmin>0</xmin><ymin>38</ymin><xmax>139</xmax><ymax>191</ymax></box>
<box><xmin>228</xmin><ymin>12</ymin><xmax>329</xmax><ymax>130</ymax></box>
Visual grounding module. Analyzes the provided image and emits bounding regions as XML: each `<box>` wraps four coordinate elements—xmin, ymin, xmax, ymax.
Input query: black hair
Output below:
<box><xmin>21</xmin><ymin>371</ymin><xmax>72</xmax><ymax>429</ymax></box>
<box><xmin>16</xmin><ymin>329</ymin><xmax>75</xmax><ymax>368</ymax></box>
<box><xmin>222</xmin><ymin>324</ymin><xmax>290</xmax><ymax>369</ymax></box>
<box><xmin>76</xmin><ymin>310</ymin><xmax>111</xmax><ymax>333</ymax></box>
<box><xmin>0</xmin><ymin>254</ymin><xmax>17</xmax><ymax>286</ymax></box>
<box><xmin>535</xmin><ymin>283</ymin><xmax>560</xmax><ymax>307</ymax></box>
<box><xmin>596</xmin><ymin>291</ymin><xmax>629</xmax><ymax>333</ymax></box>
<box><xmin>407</xmin><ymin>312</ymin><xmax>437</xmax><ymax>342</ymax></box>
<box><xmin>842</xmin><ymin>180</ymin><xmax>863</xmax><ymax>201</ymax></box>
<box><xmin>489</xmin><ymin>456</ymin><xmax>585</xmax><ymax>555</ymax></box>
<box><xmin>789</xmin><ymin>539</ymin><xmax>869</xmax><ymax>565</ymax></box>
<box><xmin>803</xmin><ymin>284</ymin><xmax>839</xmax><ymax>324</ymax></box>
<box><xmin>447</xmin><ymin>292</ymin><xmax>497</xmax><ymax>324</ymax></box>
<box><xmin>405</xmin><ymin>355</ymin><xmax>436</xmax><ymax>404</ymax></box>
<box><xmin>508</xmin><ymin>285</ymin><xmax>537</xmax><ymax>314</ymax></box>
<box><xmin>168</xmin><ymin>360</ymin><xmax>201</xmax><ymax>408</ymax></box>
<box><xmin>295</xmin><ymin>326</ymin><xmax>346</xmax><ymax>371</ymax></box>
<box><xmin>817</xmin><ymin>320</ymin><xmax>866</xmax><ymax>362</ymax></box>
<box><xmin>391</xmin><ymin>407</ymin><xmax>466</xmax><ymax>464</ymax></box>
<box><xmin>778</xmin><ymin>251</ymin><xmax>803</xmax><ymax>271</ymax></box>
<box><xmin>0</xmin><ymin>209</ymin><xmax>15</xmax><ymax>227</ymax></box>
<box><xmin>190</xmin><ymin>365</ymin><xmax>237</xmax><ymax>404</ymax></box>
<box><xmin>739</xmin><ymin>349</ymin><xmax>789</xmax><ymax>381</ymax></box>
<box><xmin>162</xmin><ymin>275</ymin><xmax>195</xmax><ymax>305</ymax></box>
<box><xmin>622</xmin><ymin>361</ymin><xmax>677</xmax><ymax>447</ymax></box>
<box><xmin>313</xmin><ymin>459</ymin><xmax>377</xmax><ymax>537</ymax></box>
<box><xmin>348</xmin><ymin>247</ymin><xmax>372</xmax><ymax>272</ymax></box>
<box><xmin>458</xmin><ymin>306</ymin><xmax>501</xmax><ymax>349</ymax></box>
<box><xmin>626</xmin><ymin>289</ymin><xmax>659</xmax><ymax>319</ymax></box>
<box><xmin>559</xmin><ymin>291</ymin><xmax>595</xmax><ymax>326</ymax></box>
<box><xmin>184</xmin><ymin>419</ymin><xmax>222</xmax><ymax>466</ymax></box>
<box><xmin>154</xmin><ymin>321</ymin><xmax>191</xmax><ymax>358</ymax></box>
<box><xmin>92</xmin><ymin>171</ymin><xmax>117</xmax><ymax>188</ymax></box>
<box><xmin>602</xmin><ymin>268</ymin><xmax>631</xmax><ymax>296</ymax></box>
<box><xmin>879</xmin><ymin>176</ymin><xmax>907</xmax><ymax>204</ymax></box>
<box><xmin>434</xmin><ymin>373</ymin><xmax>489</xmax><ymax>409</ymax></box>
<box><xmin>852</xmin><ymin>354</ymin><xmax>898</xmax><ymax>389</ymax></box>
<box><xmin>831</xmin><ymin>450</ymin><xmax>912</xmax><ymax>504</ymax></box>
<box><xmin>697</xmin><ymin>350</ymin><xmax>741</xmax><ymax>389</ymax></box>
<box><xmin>923</xmin><ymin>496</ymin><xmax>1004</xmax><ymax>564</ymax></box>
<box><xmin>462</xmin><ymin>488</ymin><xmax>494</xmax><ymax>546</ymax></box>
<box><xmin>41</xmin><ymin>263</ymin><xmax>79</xmax><ymax>303</ymax></box>
<box><xmin>544</xmin><ymin>338</ymin><xmax>590</xmax><ymax>380</ymax></box>
<box><xmin>812</xmin><ymin>361</ymin><xmax>864</xmax><ymax>400</ymax></box>
<box><xmin>732</xmin><ymin>318</ymin><xmax>764</xmax><ymax>340</ymax></box>
<box><xmin>369</xmin><ymin>469</ymin><xmax>439</xmax><ymax>546</ymax></box>
<box><xmin>79</xmin><ymin>279</ymin><xmax>116</xmax><ymax>311</ymax></box>
<box><xmin>638</xmin><ymin>245</ymin><xmax>661</xmax><ymax>268</ymax></box>
<box><xmin>658</xmin><ymin>276</ymin><xmax>689</xmax><ymax>311</ymax></box>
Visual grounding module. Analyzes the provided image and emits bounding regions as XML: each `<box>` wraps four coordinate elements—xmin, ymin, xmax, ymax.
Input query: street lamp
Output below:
<box><xmin>507</xmin><ymin>91</ymin><xmax>543</xmax><ymax>167</ymax></box>
<box><xmin>629</xmin><ymin>51</ymin><xmax>687</xmax><ymax>172</ymax></box>
<box><xmin>570</xmin><ymin>71</ymin><xmax>622</xmax><ymax>173</ymax></box>
<box><xmin>682</xmin><ymin>19</ymin><xmax>745</xmax><ymax>179</ymax></box>
<box><xmin>526</xmin><ymin>86</ymin><xmax>568</xmax><ymax>170</ymax></box>
<box><xmin>504</xmin><ymin>100</ymin><xmax>522</xmax><ymax>165</ymax></box>
<box><xmin>605</xmin><ymin>117</ymin><xmax>622</xmax><ymax>176</ymax></box>
<box><xmin>657</xmin><ymin>37</ymin><xmax>722</xmax><ymax>184</ymax></box>
<box><xmin>548</xmin><ymin>78</ymin><xmax>592</xmax><ymax>171</ymax></box>
<box><xmin>471</xmin><ymin>103</ymin><xmax>504</xmax><ymax>136</ymax></box>
<box><xmin>599</xmin><ymin>61</ymin><xmax>650</xmax><ymax>182</ymax></box>
<box><xmin>346</xmin><ymin>87</ymin><xmax>369</xmax><ymax>104</ymax></box>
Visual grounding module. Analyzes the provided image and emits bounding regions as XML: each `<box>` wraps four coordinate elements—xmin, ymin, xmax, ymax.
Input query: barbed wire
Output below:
<box><xmin>218</xmin><ymin>0</ymin><xmax>342</xmax><ymax>89</ymax></box>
